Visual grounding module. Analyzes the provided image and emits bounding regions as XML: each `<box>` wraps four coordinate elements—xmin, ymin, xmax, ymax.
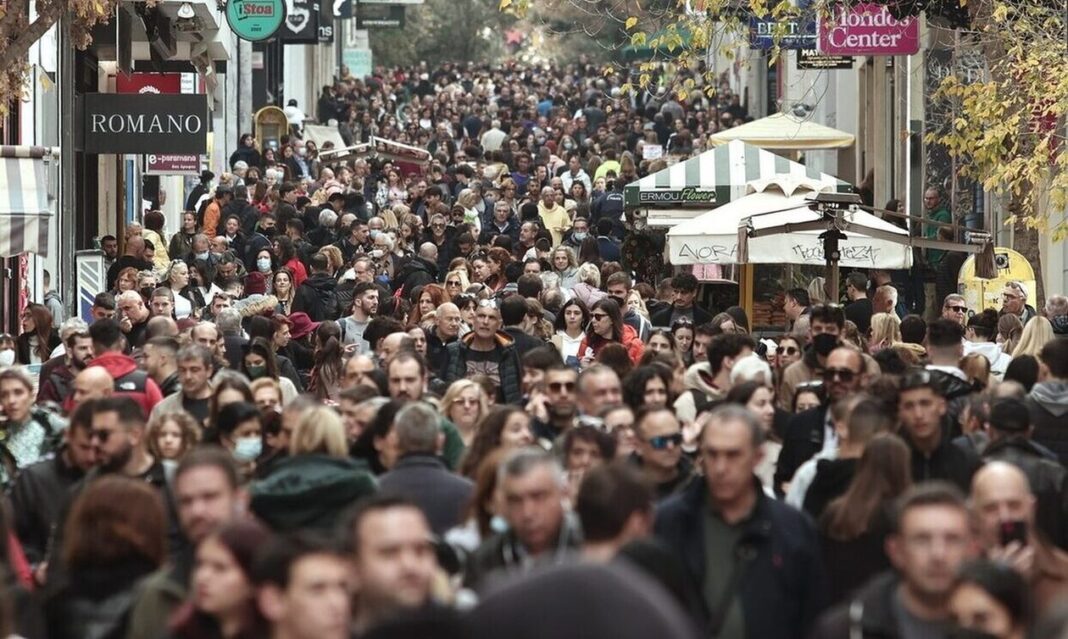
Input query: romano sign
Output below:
<box><xmin>83</xmin><ymin>94</ymin><xmax>209</xmax><ymax>155</ymax></box>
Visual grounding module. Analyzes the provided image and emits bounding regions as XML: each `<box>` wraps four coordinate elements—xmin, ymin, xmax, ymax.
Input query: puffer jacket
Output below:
<box><xmin>250</xmin><ymin>454</ymin><xmax>377</xmax><ymax>533</ymax></box>
<box><xmin>1030</xmin><ymin>380</ymin><xmax>1068</xmax><ymax>466</ymax></box>
<box><xmin>579</xmin><ymin>323</ymin><xmax>645</xmax><ymax>365</ymax></box>
<box><xmin>440</xmin><ymin>331</ymin><xmax>524</xmax><ymax>405</ymax></box>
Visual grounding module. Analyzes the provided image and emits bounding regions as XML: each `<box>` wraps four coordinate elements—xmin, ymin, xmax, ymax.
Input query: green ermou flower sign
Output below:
<box><xmin>226</xmin><ymin>0</ymin><xmax>287</xmax><ymax>41</ymax></box>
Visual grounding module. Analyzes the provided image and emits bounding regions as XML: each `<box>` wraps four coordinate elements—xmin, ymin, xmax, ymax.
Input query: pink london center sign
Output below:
<box><xmin>817</xmin><ymin>3</ymin><xmax>919</xmax><ymax>56</ymax></box>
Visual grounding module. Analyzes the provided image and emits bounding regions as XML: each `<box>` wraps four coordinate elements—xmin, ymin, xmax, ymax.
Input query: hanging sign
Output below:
<box><xmin>226</xmin><ymin>0</ymin><xmax>287</xmax><ymax>41</ymax></box>
<box><xmin>356</xmin><ymin>4</ymin><xmax>405</xmax><ymax>28</ymax></box>
<box><xmin>796</xmin><ymin>48</ymin><xmax>853</xmax><ymax>69</ymax></box>
<box><xmin>84</xmin><ymin>94</ymin><xmax>209</xmax><ymax>154</ymax></box>
<box><xmin>280</xmin><ymin>0</ymin><xmax>319</xmax><ymax>43</ymax></box>
<box><xmin>817</xmin><ymin>3</ymin><xmax>919</xmax><ymax>55</ymax></box>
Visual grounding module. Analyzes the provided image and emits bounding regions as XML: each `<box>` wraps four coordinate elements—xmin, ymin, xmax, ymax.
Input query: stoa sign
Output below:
<box><xmin>817</xmin><ymin>3</ymin><xmax>919</xmax><ymax>56</ymax></box>
<box><xmin>83</xmin><ymin>94</ymin><xmax>209</xmax><ymax>154</ymax></box>
<box><xmin>226</xmin><ymin>0</ymin><xmax>286</xmax><ymax>41</ymax></box>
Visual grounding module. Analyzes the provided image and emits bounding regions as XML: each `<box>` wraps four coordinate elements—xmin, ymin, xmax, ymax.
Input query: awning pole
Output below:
<box><xmin>59</xmin><ymin>14</ymin><xmax>76</xmax><ymax>313</ymax></box>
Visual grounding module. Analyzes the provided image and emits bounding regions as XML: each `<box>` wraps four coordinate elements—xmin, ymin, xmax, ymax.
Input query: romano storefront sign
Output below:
<box><xmin>83</xmin><ymin>94</ymin><xmax>209</xmax><ymax>154</ymax></box>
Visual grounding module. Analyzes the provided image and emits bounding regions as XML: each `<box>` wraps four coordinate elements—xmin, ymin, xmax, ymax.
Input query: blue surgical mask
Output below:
<box><xmin>195</xmin><ymin>251</ymin><xmax>210</xmax><ymax>261</ymax></box>
<box><xmin>573</xmin><ymin>231</ymin><xmax>587</xmax><ymax>241</ymax></box>
<box><xmin>256</xmin><ymin>257</ymin><xmax>272</xmax><ymax>273</ymax></box>
<box><xmin>489</xmin><ymin>515</ymin><xmax>510</xmax><ymax>534</ymax></box>
<box><xmin>0</xmin><ymin>350</ymin><xmax>13</xmax><ymax>367</ymax></box>
<box><xmin>369</xmin><ymin>229</ymin><xmax>381</xmax><ymax>241</ymax></box>
<box><xmin>233</xmin><ymin>436</ymin><xmax>262</xmax><ymax>462</ymax></box>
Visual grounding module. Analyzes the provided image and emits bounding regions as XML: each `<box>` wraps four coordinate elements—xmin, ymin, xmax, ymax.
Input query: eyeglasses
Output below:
<box><xmin>1002</xmin><ymin>294</ymin><xmax>1021</xmax><ymax>301</ymax></box>
<box><xmin>822</xmin><ymin>368</ymin><xmax>858</xmax><ymax>383</ymax></box>
<box><xmin>431</xmin><ymin>223</ymin><xmax>446</xmax><ymax>228</ymax></box>
<box><xmin>946</xmin><ymin>305</ymin><xmax>967</xmax><ymax>313</ymax></box>
<box><xmin>446</xmin><ymin>280</ymin><xmax>461</xmax><ymax>287</ymax></box>
<box><xmin>591</xmin><ymin>312</ymin><xmax>609</xmax><ymax>321</ymax></box>
<box><xmin>647</xmin><ymin>433</ymin><xmax>683</xmax><ymax>450</ymax></box>
<box><xmin>548</xmin><ymin>381</ymin><xmax>576</xmax><ymax>393</ymax></box>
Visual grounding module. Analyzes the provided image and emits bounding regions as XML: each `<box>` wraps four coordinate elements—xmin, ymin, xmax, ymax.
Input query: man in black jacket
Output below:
<box><xmin>811</xmin><ymin>482</ymin><xmax>975</xmax><ymax>638</ymax></box>
<box><xmin>500</xmin><ymin>296</ymin><xmax>545</xmax><ymax>356</ymax></box>
<box><xmin>291</xmin><ymin>254</ymin><xmax>339</xmax><ymax>322</ymax></box>
<box><xmin>10</xmin><ymin>401</ymin><xmax>96</xmax><ymax>571</ymax></box>
<box><xmin>655</xmin><ymin>405</ymin><xmax>828</xmax><ymax>639</ymax></box>
<box><xmin>898</xmin><ymin>369</ymin><xmax>981</xmax><ymax>491</ymax></box>
<box><xmin>377</xmin><ymin>403</ymin><xmax>473</xmax><ymax>535</ymax></box>
<box><xmin>982</xmin><ymin>397</ymin><xmax>1068</xmax><ymax>549</ymax></box>
<box><xmin>650</xmin><ymin>272</ymin><xmax>712</xmax><ymax>327</ymax></box>
<box><xmin>392</xmin><ymin>243</ymin><xmax>439</xmax><ymax>296</ymax></box>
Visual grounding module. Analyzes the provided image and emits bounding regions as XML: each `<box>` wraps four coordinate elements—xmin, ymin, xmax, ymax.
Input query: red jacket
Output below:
<box><xmin>88</xmin><ymin>352</ymin><xmax>163</xmax><ymax>418</ymax></box>
<box><xmin>579</xmin><ymin>323</ymin><xmax>645</xmax><ymax>365</ymax></box>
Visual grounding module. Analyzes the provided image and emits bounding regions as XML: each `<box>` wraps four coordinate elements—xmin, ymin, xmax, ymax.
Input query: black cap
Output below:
<box><xmin>989</xmin><ymin>398</ymin><xmax>1031</xmax><ymax>432</ymax></box>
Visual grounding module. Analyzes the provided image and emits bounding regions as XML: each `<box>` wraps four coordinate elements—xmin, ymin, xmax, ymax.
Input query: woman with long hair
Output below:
<box><xmin>444</xmin><ymin>269</ymin><xmax>471</xmax><ymax>301</ymax></box>
<box><xmin>15</xmin><ymin>303</ymin><xmax>60</xmax><ymax>365</ymax></box>
<box><xmin>1011</xmin><ymin>316</ymin><xmax>1055</xmax><ymax>359</ymax></box>
<box><xmin>578</xmin><ymin>235</ymin><xmax>602</xmax><ymax>268</ymax></box>
<box><xmin>484</xmin><ymin>247</ymin><xmax>512</xmax><ymax>293</ymax></box>
<box><xmin>213</xmin><ymin>401</ymin><xmax>264</xmax><ymax>477</ymax></box>
<box><xmin>410</xmin><ymin>283</ymin><xmax>448</xmax><ymax>329</ymax></box>
<box><xmin>350</xmin><ymin>400</ymin><xmax>404</xmax><ymax>475</ymax></box>
<box><xmin>143</xmin><ymin>210</ymin><xmax>171</xmax><ymax>272</ymax></box>
<box><xmin>112</xmin><ymin>266</ymin><xmax>140</xmax><ymax>296</ymax></box>
<box><xmin>579</xmin><ymin>298</ymin><xmax>644</xmax><ymax>365</ymax></box>
<box><xmin>948</xmin><ymin>560</ymin><xmax>1032</xmax><ymax>639</ymax></box>
<box><xmin>998</xmin><ymin>314</ymin><xmax>1024</xmax><ymax>356</ymax></box>
<box><xmin>459</xmin><ymin>406</ymin><xmax>533</xmax><ymax>478</ymax></box>
<box><xmin>646</xmin><ymin>329</ymin><xmax>676</xmax><ymax>356</ymax></box>
<box><xmin>868</xmin><ymin>312</ymin><xmax>901</xmax><ymax>354</ymax></box>
<box><xmin>819</xmin><ymin>433</ymin><xmax>912</xmax><ymax>603</ymax></box>
<box><xmin>725</xmin><ymin>380</ymin><xmax>780</xmax><ymax>493</ymax></box>
<box><xmin>622</xmin><ymin>365</ymin><xmax>673</xmax><ymax>411</ymax></box>
<box><xmin>672</xmin><ymin>318</ymin><xmax>695</xmax><ymax>365</ymax></box>
<box><xmin>272</xmin><ymin>236</ymin><xmax>307</xmax><ymax>288</ymax></box>
<box><xmin>163</xmin><ymin>260</ymin><xmax>196</xmax><ymax>319</ymax></box>
<box><xmin>552</xmin><ymin>298</ymin><xmax>589</xmax><ymax>368</ymax></box>
<box><xmin>169</xmin><ymin>211</ymin><xmax>199</xmax><ymax>261</ymax></box>
<box><xmin>46</xmin><ymin>476</ymin><xmax>167</xmax><ymax>639</ymax></box>
<box><xmin>169</xmin><ymin>519</ymin><xmax>272</xmax><ymax>639</ymax></box>
<box><xmin>308</xmin><ymin>321</ymin><xmax>344</xmax><ymax>402</ymax></box>
<box><xmin>271</xmin><ymin>267</ymin><xmax>295</xmax><ymax>316</ymax></box>
<box><xmin>207</xmin><ymin>372</ymin><xmax>255</xmax><ymax>434</ymax></box>
<box><xmin>551</xmin><ymin>246</ymin><xmax>579</xmax><ymax>289</ymax></box>
<box><xmin>190</xmin><ymin>259</ymin><xmax>223</xmax><ymax>307</ymax></box>
<box><xmin>441</xmin><ymin>379</ymin><xmax>491</xmax><ymax>447</ymax></box>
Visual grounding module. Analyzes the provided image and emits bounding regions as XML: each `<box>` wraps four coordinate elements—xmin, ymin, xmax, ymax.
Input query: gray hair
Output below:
<box><xmin>216</xmin><ymin>308</ymin><xmax>243</xmax><ymax>335</ymax></box>
<box><xmin>576</xmin><ymin>262</ymin><xmax>601</xmax><ymax>287</ymax></box>
<box><xmin>498</xmin><ymin>447</ymin><xmax>567</xmax><ymax>488</ymax></box>
<box><xmin>1006</xmin><ymin>280</ymin><xmax>1029</xmax><ymax>302</ymax></box>
<box><xmin>697</xmin><ymin>404</ymin><xmax>766</xmax><ymax>449</ymax></box>
<box><xmin>59</xmin><ymin>317</ymin><xmax>90</xmax><ymax>342</ymax></box>
<box><xmin>176</xmin><ymin>343</ymin><xmax>213</xmax><ymax>368</ymax></box>
<box><xmin>318</xmin><ymin>209</ymin><xmax>338</xmax><ymax>228</ymax></box>
<box><xmin>393</xmin><ymin>402</ymin><xmax>440</xmax><ymax>454</ymax></box>
<box><xmin>1045</xmin><ymin>294</ymin><xmax>1067</xmax><ymax>317</ymax></box>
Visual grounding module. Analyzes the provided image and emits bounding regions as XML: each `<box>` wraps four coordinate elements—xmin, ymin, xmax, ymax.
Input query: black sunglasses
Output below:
<box><xmin>648</xmin><ymin>433</ymin><xmax>683</xmax><ymax>450</ymax></box>
<box><xmin>548</xmin><ymin>381</ymin><xmax>576</xmax><ymax>393</ymax></box>
<box><xmin>822</xmin><ymin>368</ymin><xmax>858</xmax><ymax>383</ymax></box>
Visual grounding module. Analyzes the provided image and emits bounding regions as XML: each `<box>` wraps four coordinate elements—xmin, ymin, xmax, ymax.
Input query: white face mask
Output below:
<box><xmin>0</xmin><ymin>350</ymin><xmax>13</xmax><ymax>367</ymax></box>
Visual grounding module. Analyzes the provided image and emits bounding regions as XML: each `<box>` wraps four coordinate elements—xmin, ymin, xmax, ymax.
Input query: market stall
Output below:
<box><xmin>707</xmin><ymin>112</ymin><xmax>856</xmax><ymax>150</ymax></box>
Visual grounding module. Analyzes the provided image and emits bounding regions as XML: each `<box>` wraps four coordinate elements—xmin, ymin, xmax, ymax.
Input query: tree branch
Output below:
<box><xmin>0</xmin><ymin>0</ymin><xmax>65</xmax><ymax>71</ymax></box>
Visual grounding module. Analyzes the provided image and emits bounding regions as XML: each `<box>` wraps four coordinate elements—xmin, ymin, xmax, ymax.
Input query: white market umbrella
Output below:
<box><xmin>666</xmin><ymin>177</ymin><xmax>913</xmax><ymax>269</ymax></box>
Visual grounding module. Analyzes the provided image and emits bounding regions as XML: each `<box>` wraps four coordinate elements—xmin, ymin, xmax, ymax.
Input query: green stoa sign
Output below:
<box><xmin>226</xmin><ymin>0</ymin><xmax>287</xmax><ymax>41</ymax></box>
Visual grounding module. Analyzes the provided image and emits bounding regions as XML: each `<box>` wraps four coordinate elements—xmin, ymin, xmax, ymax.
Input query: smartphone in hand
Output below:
<box><xmin>999</xmin><ymin>520</ymin><xmax>1028</xmax><ymax>547</ymax></box>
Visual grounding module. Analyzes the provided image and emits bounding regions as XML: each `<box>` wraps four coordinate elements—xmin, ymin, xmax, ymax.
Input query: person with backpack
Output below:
<box><xmin>291</xmin><ymin>253</ymin><xmax>340</xmax><ymax>322</ymax></box>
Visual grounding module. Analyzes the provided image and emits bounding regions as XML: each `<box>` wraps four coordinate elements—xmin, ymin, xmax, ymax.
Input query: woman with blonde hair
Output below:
<box><xmin>868</xmin><ymin>312</ymin><xmax>901</xmax><ymax>353</ymax></box>
<box><xmin>998</xmin><ymin>314</ymin><xmax>1024</xmax><ymax>356</ymax></box>
<box><xmin>551</xmin><ymin>246</ymin><xmax>579</xmax><ymax>289</ymax></box>
<box><xmin>571</xmin><ymin>262</ymin><xmax>606</xmax><ymax>307</ymax></box>
<box><xmin>627</xmin><ymin>289</ymin><xmax>650</xmax><ymax>320</ymax></box>
<box><xmin>1011</xmin><ymin>316</ymin><xmax>1054</xmax><ymax>359</ymax></box>
<box><xmin>316</xmin><ymin>245</ymin><xmax>344</xmax><ymax>277</ymax></box>
<box><xmin>441</xmin><ymin>379</ymin><xmax>490</xmax><ymax>446</ymax></box>
<box><xmin>444</xmin><ymin>269</ymin><xmax>471</xmax><ymax>301</ymax></box>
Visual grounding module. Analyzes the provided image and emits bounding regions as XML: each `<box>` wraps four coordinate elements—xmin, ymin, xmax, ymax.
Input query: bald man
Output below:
<box><xmin>970</xmin><ymin>462</ymin><xmax>1068</xmax><ymax>614</ymax></box>
<box><xmin>377</xmin><ymin>332</ymin><xmax>412</xmax><ymax>368</ymax></box>
<box><xmin>71</xmin><ymin>367</ymin><xmax>114</xmax><ymax>407</ymax></box>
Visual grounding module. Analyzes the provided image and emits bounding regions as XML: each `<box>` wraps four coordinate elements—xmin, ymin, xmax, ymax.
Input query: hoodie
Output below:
<box><xmin>1029</xmin><ymin>380</ymin><xmax>1068</xmax><ymax>467</ymax></box>
<box><xmin>1052</xmin><ymin>314</ymin><xmax>1068</xmax><ymax>337</ymax></box>
<box><xmin>673</xmin><ymin>362</ymin><xmax>725</xmax><ymax>424</ymax></box>
<box><xmin>87</xmin><ymin>352</ymin><xmax>163</xmax><ymax>417</ymax></box>
<box><xmin>392</xmin><ymin>255</ymin><xmax>438</xmax><ymax>296</ymax></box>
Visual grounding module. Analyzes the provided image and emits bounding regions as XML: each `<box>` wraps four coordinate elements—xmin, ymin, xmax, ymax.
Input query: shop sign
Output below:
<box><xmin>638</xmin><ymin>187</ymin><xmax>716</xmax><ymax>205</ymax></box>
<box><xmin>356</xmin><ymin>4</ymin><xmax>405</xmax><ymax>28</ymax></box>
<box><xmin>280</xmin><ymin>0</ymin><xmax>319</xmax><ymax>43</ymax></box>
<box><xmin>116</xmin><ymin>72</ymin><xmax>183</xmax><ymax>94</ymax></box>
<box><xmin>796</xmin><ymin>48</ymin><xmax>853</xmax><ymax>69</ymax></box>
<box><xmin>818</xmin><ymin>3</ymin><xmax>919</xmax><ymax>56</ymax></box>
<box><xmin>226</xmin><ymin>0</ymin><xmax>287</xmax><ymax>42</ymax></box>
<box><xmin>749</xmin><ymin>15</ymin><xmax>816</xmax><ymax>50</ymax></box>
<box><xmin>145</xmin><ymin>154</ymin><xmax>202</xmax><ymax>175</ymax></box>
<box><xmin>84</xmin><ymin>94</ymin><xmax>209</xmax><ymax>155</ymax></box>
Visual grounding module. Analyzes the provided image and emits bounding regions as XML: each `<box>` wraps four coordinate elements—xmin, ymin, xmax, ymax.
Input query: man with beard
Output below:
<box><xmin>338</xmin><ymin>282</ymin><xmax>379</xmax><ymax>354</ymax></box>
<box><xmin>440</xmin><ymin>301</ymin><xmax>523</xmax><ymax>405</ymax></box>
<box><xmin>143</xmin><ymin>337</ymin><xmax>181</xmax><ymax>397</ymax></box>
<box><xmin>531</xmin><ymin>365</ymin><xmax>579</xmax><ymax>442</ymax></box>
<box><xmin>37</xmin><ymin>321</ymin><xmax>94</xmax><ymax>405</ymax></box>
<box><xmin>10</xmin><ymin>401</ymin><xmax>96</xmax><ymax>578</ymax></box>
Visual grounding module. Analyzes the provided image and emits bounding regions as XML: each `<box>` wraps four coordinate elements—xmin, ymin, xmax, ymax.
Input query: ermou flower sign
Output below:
<box><xmin>817</xmin><ymin>3</ymin><xmax>919</xmax><ymax>56</ymax></box>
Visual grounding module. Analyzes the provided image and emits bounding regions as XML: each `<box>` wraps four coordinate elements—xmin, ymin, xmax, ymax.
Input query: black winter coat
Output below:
<box><xmin>378</xmin><ymin>454</ymin><xmax>473</xmax><ymax>535</ymax></box>
<box><xmin>1029</xmin><ymin>381</ymin><xmax>1068</xmax><ymax>466</ymax></box>
<box><xmin>392</xmin><ymin>256</ymin><xmax>438</xmax><ymax>296</ymax></box>
<box><xmin>809</xmin><ymin>572</ymin><xmax>906</xmax><ymax>639</ymax></box>
<box><xmin>291</xmin><ymin>272</ymin><xmax>339</xmax><ymax>322</ymax></box>
<box><xmin>775</xmin><ymin>407</ymin><xmax>828</xmax><ymax>495</ymax></box>
<box><xmin>45</xmin><ymin>558</ymin><xmax>157</xmax><ymax>639</ymax></box>
<box><xmin>654</xmin><ymin>478</ymin><xmax>829</xmax><ymax>639</ymax></box>
<box><xmin>908</xmin><ymin>432</ymin><xmax>981</xmax><ymax>491</ymax></box>
<box><xmin>10</xmin><ymin>450</ymin><xmax>84</xmax><ymax>564</ymax></box>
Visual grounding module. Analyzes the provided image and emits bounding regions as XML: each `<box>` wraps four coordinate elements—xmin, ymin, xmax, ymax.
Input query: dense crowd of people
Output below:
<box><xmin>2</xmin><ymin>61</ymin><xmax>1068</xmax><ymax>639</ymax></box>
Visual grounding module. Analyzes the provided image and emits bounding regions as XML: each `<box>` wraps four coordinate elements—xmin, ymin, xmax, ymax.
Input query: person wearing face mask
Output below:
<box><xmin>213</xmin><ymin>401</ymin><xmax>263</xmax><ymax>478</ymax></box>
<box><xmin>0</xmin><ymin>333</ymin><xmax>16</xmax><ymax>367</ymax></box>
<box><xmin>185</xmin><ymin>233</ymin><xmax>216</xmax><ymax>269</ymax></box>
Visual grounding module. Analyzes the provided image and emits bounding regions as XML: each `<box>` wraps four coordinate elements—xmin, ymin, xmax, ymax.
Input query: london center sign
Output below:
<box><xmin>83</xmin><ymin>94</ymin><xmax>209</xmax><ymax>154</ymax></box>
<box><xmin>817</xmin><ymin>3</ymin><xmax>919</xmax><ymax>56</ymax></box>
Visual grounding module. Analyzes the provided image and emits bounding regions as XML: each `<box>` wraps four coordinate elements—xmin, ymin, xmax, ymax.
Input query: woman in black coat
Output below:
<box><xmin>16</xmin><ymin>303</ymin><xmax>61</xmax><ymax>365</ymax></box>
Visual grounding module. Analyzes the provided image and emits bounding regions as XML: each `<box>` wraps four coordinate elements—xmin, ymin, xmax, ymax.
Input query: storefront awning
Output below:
<box><xmin>624</xmin><ymin>139</ymin><xmax>852</xmax><ymax>208</ymax></box>
<box><xmin>303</xmin><ymin>124</ymin><xmax>347</xmax><ymax>151</ymax></box>
<box><xmin>0</xmin><ymin>146</ymin><xmax>57</xmax><ymax>258</ymax></box>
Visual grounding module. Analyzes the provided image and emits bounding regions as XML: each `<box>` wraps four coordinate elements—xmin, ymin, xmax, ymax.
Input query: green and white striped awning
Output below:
<box><xmin>0</xmin><ymin>146</ymin><xmax>57</xmax><ymax>258</ymax></box>
<box><xmin>624</xmin><ymin>139</ymin><xmax>852</xmax><ymax>208</ymax></box>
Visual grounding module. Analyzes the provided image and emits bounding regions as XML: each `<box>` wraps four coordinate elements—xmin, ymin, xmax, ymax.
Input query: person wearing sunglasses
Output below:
<box><xmin>776</xmin><ymin>346</ymin><xmax>868</xmax><ymax>496</ymax></box>
<box><xmin>942</xmin><ymin>293</ymin><xmax>969</xmax><ymax>326</ymax></box>
<box><xmin>631</xmin><ymin>407</ymin><xmax>693</xmax><ymax>500</ymax></box>
<box><xmin>897</xmin><ymin>369</ymin><xmax>980</xmax><ymax>492</ymax></box>
<box><xmin>579</xmin><ymin>299</ymin><xmax>645</xmax><ymax>367</ymax></box>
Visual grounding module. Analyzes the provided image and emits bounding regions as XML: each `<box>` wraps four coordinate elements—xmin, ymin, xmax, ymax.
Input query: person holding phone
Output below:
<box><xmin>970</xmin><ymin>461</ymin><xmax>1068</xmax><ymax>615</ymax></box>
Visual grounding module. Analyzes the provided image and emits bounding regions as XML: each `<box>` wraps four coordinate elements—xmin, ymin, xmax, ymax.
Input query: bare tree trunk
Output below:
<box><xmin>1010</xmin><ymin>187</ymin><xmax>1044</xmax><ymax>307</ymax></box>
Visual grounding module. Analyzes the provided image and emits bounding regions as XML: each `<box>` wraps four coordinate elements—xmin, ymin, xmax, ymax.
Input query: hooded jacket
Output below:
<box><xmin>392</xmin><ymin>255</ymin><xmax>438</xmax><ymax>296</ymax></box>
<box><xmin>963</xmin><ymin>340</ymin><xmax>1013</xmax><ymax>379</ymax></box>
<box><xmin>291</xmin><ymin>271</ymin><xmax>339</xmax><ymax>322</ymax></box>
<box><xmin>1029</xmin><ymin>380</ymin><xmax>1068</xmax><ymax>466</ymax></box>
<box><xmin>1052</xmin><ymin>314</ymin><xmax>1068</xmax><ymax>337</ymax></box>
<box><xmin>250</xmin><ymin>454</ymin><xmax>377</xmax><ymax>533</ymax></box>
<box><xmin>578</xmin><ymin>323</ymin><xmax>645</xmax><ymax>365</ymax></box>
<box><xmin>673</xmin><ymin>362</ymin><xmax>725</xmax><ymax>425</ymax></box>
<box><xmin>441</xmin><ymin>331</ymin><xmax>523</xmax><ymax>405</ymax></box>
<box><xmin>88</xmin><ymin>352</ymin><xmax>163</xmax><ymax>418</ymax></box>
